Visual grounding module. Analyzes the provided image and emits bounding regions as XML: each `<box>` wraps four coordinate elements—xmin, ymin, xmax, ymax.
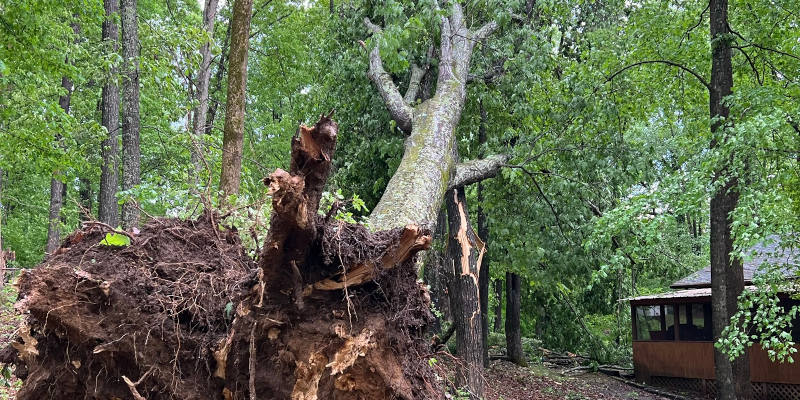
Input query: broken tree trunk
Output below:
<box><xmin>446</xmin><ymin>188</ymin><xmax>486</xmax><ymax>400</ymax></box>
<box><xmin>3</xmin><ymin>116</ymin><xmax>440</xmax><ymax>400</ymax></box>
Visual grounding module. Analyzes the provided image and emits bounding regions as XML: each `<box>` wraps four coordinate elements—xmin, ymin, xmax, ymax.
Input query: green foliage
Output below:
<box><xmin>99</xmin><ymin>232</ymin><xmax>131</xmax><ymax>247</ymax></box>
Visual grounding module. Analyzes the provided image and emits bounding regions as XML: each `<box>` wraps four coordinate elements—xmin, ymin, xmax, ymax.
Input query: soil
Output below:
<box><xmin>485</xmin><ymin>360</ymin><xmax>671</xmax><ymax>400</ymax></box>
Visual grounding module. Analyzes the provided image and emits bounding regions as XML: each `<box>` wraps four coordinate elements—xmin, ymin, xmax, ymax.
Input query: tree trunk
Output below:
<box><xmin>424</xmin><ymin>208</ymin><xmax>451</xmax><ymax>332</ymax></box>
<box><xmin>206</xmin><ymin>19</ymin><xmax>231</xmax><ymax>136</ymax></box>
<box><xmin>505</xmin><ymin>271</ymin><xmax>525</xmax><ymax>366</ymax></box>
<box><xmin>0</xmin><ymin>168</ymin><xmax>5</xmax><ymax>286</ymax></box>
<box><xmin>476</xmin><ymin>102</ymin><xmax>490</xmax><ymax>368</ymax></box>
<box><xmin>190</xmin><ymin>0</ymin><xmax>219</xmax><ymax>179</ymax></box>
<box><xmin>446</xmin><ymin>188</ymin><xmax>486</xmax><ymax>400</ymax></box>
<box><xmin>493</xmin><ymin>278</ymin><xmax>503</xmax><ymax>332</ymax></box>
<box><xmin>709</xmin><ymin>0</ymin><xmax>752</xmax><ymax>399</ymax></box>
<box><xmin>219</xmin><ymin>0</ymin><xmax>253</xmax><ymax>200</ymax></box>
<box><xmin>366</xmin><ymin>5</ymin><xmax>497</xmax><ymax>231</ymax></box>
<box><xmin>120</xmin><ymin>0</ymin><xmax>141</xmax><ymax>230</ymax></box>
<box><xmin>46</xmin><ymin>65</ymin><xmax>76</xmax><ymax>254</ymax></box>
<box><xmin>79</xmin><ymin>177</ymin><xmax>92</xmax><ymax>221</ymax></box>
<box><xmin>98</xmin><ymin>0</ymin><xmax>120</xmax><ymax>227</ymax></box>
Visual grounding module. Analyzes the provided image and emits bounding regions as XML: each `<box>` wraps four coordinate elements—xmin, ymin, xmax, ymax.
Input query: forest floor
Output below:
<box><xmin>484</xmin><ymin>360</ymin><xmax>673</xmax><ymax>400</ymax></box>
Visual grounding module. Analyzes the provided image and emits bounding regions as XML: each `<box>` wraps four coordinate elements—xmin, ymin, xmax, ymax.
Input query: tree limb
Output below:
<box><xmin>363</xmin><ymin>18</ymin><xmax>413</xmax><ymax>133</ymax></box>
<box><xmin>403</xmin><ymin>63</ymin><xmax>426</xmax><ymax>105</ymax></box>
<box><xmin>472</xmin><ymin>21</ymin><xmax>498</xmax><ymax>42</ymax></box>
<box><xmin>606</xmin><ymin>60</ymin><xmax>711</xmax><ymax>91</ymax></box>
<box><xmin>448</xmin><ymin>154</ymin><xmax>510</xmax><ymax>190</ymax></box>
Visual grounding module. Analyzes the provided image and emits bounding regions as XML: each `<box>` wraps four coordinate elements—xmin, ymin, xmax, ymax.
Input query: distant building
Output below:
<box><xmin>626</xmin><ymin>237</ymin><xmax>800</xmax><ymax>399</ymax></box>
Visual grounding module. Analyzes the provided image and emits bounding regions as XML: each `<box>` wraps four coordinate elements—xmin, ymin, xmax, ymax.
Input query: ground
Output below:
<box><xmin>485</xmin><ymin>361</ymin><xmax>669</xmax><ymax>400</ymax></box>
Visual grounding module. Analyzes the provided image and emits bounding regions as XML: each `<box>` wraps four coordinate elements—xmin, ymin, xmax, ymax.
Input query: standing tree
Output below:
<box><xmin>219</xmin><ymin>0</ymin><xmax>253</xmax><ymax>200</ymax></box>
<box><xmin>46</xmin><ymin>22</ymin><xmax>79</xmax><ymax>253</ymax></box>
<box><xmin>98</xmin><ymin>0</ymin><xmax>120</xmax><ymax>226</ymax></box>
<box><xmin>709</xmin><ymin>0</ymin><xmax>751</xmax><ymax>397</ymax></box>
<box><xmin>190</xmin><ymin>0</ymin><xmax>219</xmax><ymax>180</ymax></box>
<box><xmin>120</xmin><ymin>0</ymin><xmax>141</xmax><ymax>230</ymax></box>
<box><xmin>505</xmin><ymin>271</ymin><xmax>525</xmax><ymax>365</ymax></box>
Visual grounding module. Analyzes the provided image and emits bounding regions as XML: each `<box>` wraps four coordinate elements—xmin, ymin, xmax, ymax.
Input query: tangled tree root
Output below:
<box><xmin>1</xmin><ymin>116</ymin><xmax>442</xmax><ymax>399</ymax></box>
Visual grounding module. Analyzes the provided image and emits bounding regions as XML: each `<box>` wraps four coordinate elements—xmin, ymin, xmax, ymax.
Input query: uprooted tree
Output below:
<box><xmin>2</xmin><ymin>115</ymin><xmax>441</xmax><ymax>399</ymax></box>
<box><xmin>3</xmin><ymin>3</ymin><xmax>510</xmax><ymax>398</ymax></box>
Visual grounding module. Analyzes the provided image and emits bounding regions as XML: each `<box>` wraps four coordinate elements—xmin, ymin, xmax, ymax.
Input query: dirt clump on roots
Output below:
<box><xmin>1</xmin><ymin>115</ymin><xmax>441</xmax><ymax>400</ymax></box>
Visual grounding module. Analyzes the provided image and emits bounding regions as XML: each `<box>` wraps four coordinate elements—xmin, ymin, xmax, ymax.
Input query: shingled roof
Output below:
<box><xmin>671</xmin><ymin>236</ymin><xmax>800</xmax><ymax>289</ymax></box>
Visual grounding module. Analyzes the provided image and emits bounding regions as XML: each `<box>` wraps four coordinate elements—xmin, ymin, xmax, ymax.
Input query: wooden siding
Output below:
<box><xmin>634</xmin><ymin>341</ymin><xmax>800</xmax><ymax>385</ymax></box>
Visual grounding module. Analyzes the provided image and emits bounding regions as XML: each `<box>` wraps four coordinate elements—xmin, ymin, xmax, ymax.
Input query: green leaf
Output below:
<box><xmin>99</xmin><ymin>233</ymin><xmax>131</xmax><ymax>247</ymax></box>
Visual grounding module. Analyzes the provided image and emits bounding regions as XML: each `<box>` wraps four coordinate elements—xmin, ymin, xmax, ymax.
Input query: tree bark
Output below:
<box><xmin>505</xmin><ymin>271</ymin><xmax>525</xmax><ymax>366</ymax></box>
<box><xmin>120</xmin><ymin>0</ymin><xmax>141</xmax><ymax>230</ymax></box>
<box><xmin>219</xmin><ymin>0</ymin><xmax>253</xmax><ymax>200</ymax></box>
<box><xmin>476</xmin><ymin>102</ymin><xmax>490</xmax><ymax>368</ymax></box>
<box><xmin>190</xmin><ymin>0</ymin><xmax>219</xmax><ymax>179</ymax></box>
<box><xmin>0</xmin><ymin>168</ymin><xmax>4</xmax><ymax>285</ymax></box>
<box><xmin>424</xmin><ymin>208</ymin><xmax>451</xmax><ymax>332</ymax></box>
<box><xmin>446</xmin><ymin>188</ymin><xmax>486</xmax><ymax>400</ymax></box>
<box><xmin>46</xmin><ymin>58</ymin><xmax>77</xmax><ymax>254</ymax></box>
<box><xmin>206</xmin><ymin>19</ymin><xmax>231</xmax><ymax>136</ymax></box>
<box><xmin>98</xmin><ymin>0</ymin><xmax>120</xmax><ymax>227</ymax></box>
<box><xmin>79</xmin><ymin>177</ymin><xmax>92</xmax><ymax>221</ymax></box>
<box><xmin>366</xmin><ymin>5</ymin><xmax>497</xmax><ymax>231</ymax></box>
<box><xmin>493</xmin><ymin>278</ymin><xmax>503</xmax><ymax>332</ymax></box>
<box><xmin>709</xmin><ymin>0</ymin><xmax>752</xmax><ymax>398</ymax></box>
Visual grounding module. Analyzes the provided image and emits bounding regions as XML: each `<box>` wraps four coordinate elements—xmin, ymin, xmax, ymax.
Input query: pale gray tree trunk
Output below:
<box><xmin>190</xmin><ymin>0</ymin><xmax>219</xmax><ymax>181</ymax></box>
<box><xmin>120</xmin><ymin>0</ymin><xmax>141</xmax><ymax>230</ymax></box>
<box><xmin>98</xmin><ymin>0</ymin><xmax>120</xmax><ymax>227</ymax></box>
<box><xmin>219</xmin><ymin>0</ymin><xmax>253</xmax><ymax>200</ymax></box>
<box><xmin>366</xmin><ymin>5</ymin><xmax>498</xmax><ymax>231</ymax></box>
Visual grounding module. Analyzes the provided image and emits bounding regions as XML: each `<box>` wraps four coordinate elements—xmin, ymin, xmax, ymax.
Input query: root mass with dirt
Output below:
<box><xmin>1</xmin><ymin>115</ymin><xmax>441</xmax><ymax>400</ymax></box>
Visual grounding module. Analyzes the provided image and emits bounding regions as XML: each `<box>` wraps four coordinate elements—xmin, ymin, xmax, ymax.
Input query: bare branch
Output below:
<box><xmin>606</xmin><ymin>60</ymin><xmax>711</xmax><ymax>91</ymax></box>
<box><xmin>448</xmin><ymin>154</ymin><xmax>510</xmax><ymax>190</ymax></box>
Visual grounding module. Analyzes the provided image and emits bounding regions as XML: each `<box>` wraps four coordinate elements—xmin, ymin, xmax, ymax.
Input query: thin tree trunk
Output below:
<box><xmin>0</xmin><ymin>168</ymin><xmax>5</xmax><ymax>286</ymax></box>
<box><xmin>505</xmin><ymin>271</ymin><xmax>525</xmax><ymax>366</ymax></box>
<box><xmin>120</xmin><ymin>0</ymin><xmax>141</xmax><ymax>230</ymax></box>
<box><xmin>206</xmin><ymin>19</ymin><xmax>231</xmax><ymax>136</ymax></box>
<box><xmin>79</xmin><ymin>177</ymin><xmax>92</xmax><ymax>221</ymax></box>
<box><xmin>424</xmin><ymin>208</ymin><xmax>451</xmax><ymax>332</ymax></box>
<box><xmin>476</xmin><ymin>101</ymin><xmax>490</xmax><ymax>368</ymax></box>
<box><xmin>190</xmin><ymin>0</ymin><xmax>219</xmax><ymax>180</ymax></box>
<box><xmin>446</xmin><ymin>188</ymin><xmax>485</xmax><ymax>400</ymax></box>
<box><xmin>709</xmin><ymin>0</ymin><xmax>751</xmax><ymax>398</ymax></box>
<box><xmin>47</xmin><ymin>59</ymin><xmax>77</xmax><ymax>254</ymax></box>
<box><xmin>98</xmin><ymin>0</ymin><xmax>120</xmax><ymax>227</ymax></box>
<box><xmin>493</xmin><ymin>278</ymin><xmax>503</xmax><ymax>332</ymax></box>
<box><xmin>219</xmin><ymin>0</ymin><xmax>253</xmax><ymax>200</ymax></box>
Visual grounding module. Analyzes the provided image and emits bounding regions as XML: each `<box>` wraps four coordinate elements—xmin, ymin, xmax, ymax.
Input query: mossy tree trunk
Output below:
<box><xmin>365</xmin><ymin>4</ymin><xmax>498</xmax><ymax>231</ymax></box>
